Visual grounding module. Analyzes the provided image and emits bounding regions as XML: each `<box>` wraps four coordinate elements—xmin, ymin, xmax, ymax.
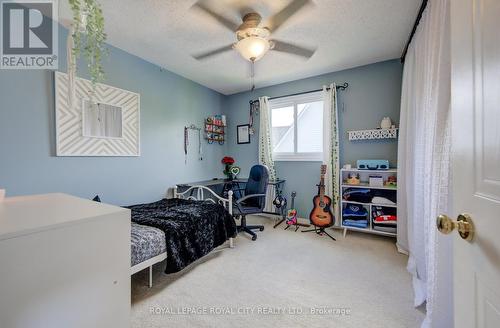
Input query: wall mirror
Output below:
<box><xmin>55</xmin><ymin>72</ymin><xmax>140</xmax><ymax>157</ymax></box>
<box><xmin>82</xmin><ymin>100</ymin><xmax>123</xmax><ymax>138</ymax></box>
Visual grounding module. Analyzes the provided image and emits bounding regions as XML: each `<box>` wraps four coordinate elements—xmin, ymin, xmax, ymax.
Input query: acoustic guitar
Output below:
<box><xmin>309</xmin><ymin>164</ymin><xmax>335</xmax><ymax>228</ymax></box>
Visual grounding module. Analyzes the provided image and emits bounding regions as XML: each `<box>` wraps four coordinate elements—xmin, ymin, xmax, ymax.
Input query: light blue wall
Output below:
<box><xmin>222</xmin><ymin>60</ymin><xmax>403</xmax><ymax>217</ymax></box>
<box><xmin>0</xmin><ymin>24</ymin><xmax>402</xmax><ymax>213</ymax></box>
<box><xmin>0</xmin><ymin>26</ymin><xmax>225</xmax><ymax>206</ymax></box>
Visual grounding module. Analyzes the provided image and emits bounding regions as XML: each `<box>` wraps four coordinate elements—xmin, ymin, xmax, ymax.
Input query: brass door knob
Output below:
<box><xmin>436</xmin><ymin>214</ymin><xmax>474</xmax><ymax>241</ymax></box>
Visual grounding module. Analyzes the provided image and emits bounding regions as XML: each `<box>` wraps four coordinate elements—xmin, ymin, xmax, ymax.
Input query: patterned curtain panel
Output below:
<box><xmin>322</xmin><ymin>84</ymin><xmax>340</xmax><ymax>224</ymax></box>
<box><xmin>258</xmin><ymin>96</ymin><xmax>278</xmax><ymax>212</ymax></box>
<box><xmin>397</xmin><ymin>0</ymin><xmax>452</xmax><ymax>326</ymax></box>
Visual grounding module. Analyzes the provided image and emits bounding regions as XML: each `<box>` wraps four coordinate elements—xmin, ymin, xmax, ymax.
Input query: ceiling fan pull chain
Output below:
<box><xmin>251</xmin><ymin>60</ymin><xmax>255</xmax><ymax>91</ymax></box>
<box><xmin>184</xmin><ymin>126</ymin><xmax>188</xmax><ymax>165</ymax></box>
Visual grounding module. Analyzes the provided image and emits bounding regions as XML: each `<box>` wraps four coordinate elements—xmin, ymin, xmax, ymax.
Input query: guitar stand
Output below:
<box><xmin>272</xmin><ymin>205</ymin><xmax>288</xmax><ymax>229</ymax></box>
<box><xmin>302</xmin><ymin>227</ymin><xmax>336</xmax><ymax>241</ymax></box>
<box><xmin>273</xmin><ymin>217</ymin><xmax>286</xmax><ymax>229</ymax></box>
<box><xmin>285</xmin><ymin>222</ymin><xmax>310</xmax><ymax>232</ymax></box>
<box><xmin>284</xmin><ymin>223</ymin><xmax>299</xmax><ymax>232</ymax></box>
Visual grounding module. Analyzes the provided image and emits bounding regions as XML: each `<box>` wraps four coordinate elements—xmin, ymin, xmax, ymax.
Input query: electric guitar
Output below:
<box><xmin>286</xmin><ymin>191</ymin><xmax>298</xmax><ymax>225</ymax></box>
<box><xmin>309</xmin><ymin>164</ymin><xmax>335</xmax><ymax>228</ymax></box>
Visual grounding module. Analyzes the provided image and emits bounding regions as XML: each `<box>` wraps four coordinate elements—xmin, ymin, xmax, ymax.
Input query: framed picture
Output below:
<box><xmin>237</xmin><ymin>124</ymin><xmax>250</xmax><ymax>144</ymax></box>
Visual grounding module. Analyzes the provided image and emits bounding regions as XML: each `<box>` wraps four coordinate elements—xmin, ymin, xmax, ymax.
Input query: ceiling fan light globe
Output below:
<box><xmin>234</xmin><ymin>36</ymin><xmax>270</xmax><ymax>62</ymax></box>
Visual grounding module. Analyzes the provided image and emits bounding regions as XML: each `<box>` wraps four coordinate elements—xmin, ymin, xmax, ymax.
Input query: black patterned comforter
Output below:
<box><xmin>128</xmin><ymin>198</ymin><xmax>237</xmax><ymax>273</ymax></box>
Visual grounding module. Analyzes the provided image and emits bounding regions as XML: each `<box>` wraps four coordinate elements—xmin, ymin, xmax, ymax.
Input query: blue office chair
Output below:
<box><xmin>232</xmin><ymin>165</ymin><xmax>269</xmax><ymax>241</ymax></box>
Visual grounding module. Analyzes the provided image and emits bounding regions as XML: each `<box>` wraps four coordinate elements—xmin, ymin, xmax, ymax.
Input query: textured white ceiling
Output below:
<box><xmin>58</xmin><ymin>0</ymin><xmax>420</xmax><ymax>95</ymax></box>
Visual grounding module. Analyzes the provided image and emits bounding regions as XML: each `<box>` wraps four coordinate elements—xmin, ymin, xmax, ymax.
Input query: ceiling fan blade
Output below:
<box><xmin>271</xmin><ymin>40</ymin><xmax>316</xmax><ymax>59</ymax></box>
<box><xmin>192</xmin><ymin>44</ymin><xmax>234</xmax><ymax>61</ymax></box>
<box><xmin>192</xmin><ymin>2</ymin><xmax>239</xmax><ymax>32</ymax></box>
<box><xmin>266</xmin><ymin>0</ymin><xmax>313</xmax><ymax>33</ymax></box>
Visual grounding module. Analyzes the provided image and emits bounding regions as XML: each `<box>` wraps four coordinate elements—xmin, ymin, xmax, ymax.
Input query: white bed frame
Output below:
<box><xmin>130</xmin><ymin>186</ymin><xmax>234</xmax><ymax>287</ymax></box>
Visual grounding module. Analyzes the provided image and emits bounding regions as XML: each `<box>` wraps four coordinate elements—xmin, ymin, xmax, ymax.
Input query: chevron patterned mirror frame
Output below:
<box><xmin>55</xmin><ymin>72</ymin><xmax>140</xmax><ymax>156</ymax></box>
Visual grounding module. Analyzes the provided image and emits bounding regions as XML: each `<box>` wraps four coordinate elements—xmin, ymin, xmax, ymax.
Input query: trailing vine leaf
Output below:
<box><xmin>68</xmin><ymin>0</ymin><xmax>108</xmax><ymax>85</ymax></box>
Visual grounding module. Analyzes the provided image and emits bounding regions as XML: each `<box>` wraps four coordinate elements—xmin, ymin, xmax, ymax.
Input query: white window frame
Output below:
<box><xmin>269</xmin><ymin>91</ymin><xmax>323</xmax><ymax>162</ymax></box>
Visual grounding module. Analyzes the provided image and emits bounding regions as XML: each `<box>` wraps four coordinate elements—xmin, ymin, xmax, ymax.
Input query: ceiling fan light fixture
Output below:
<box><xmin>233</xmin><ymin>36</ymin><xmax>270</xmax><ymax>62</ymax></box>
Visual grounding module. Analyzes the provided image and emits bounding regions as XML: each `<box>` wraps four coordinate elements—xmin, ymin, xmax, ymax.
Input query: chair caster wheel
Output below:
<box><xmin>252</xmin><ymin>235</ymin><xmax>257</xmax><ymax>241</ymax></box>
<box><xmin>259</xmin><ymin>227</ymin><xmax>264</xmax><ymax>231</ymax></box>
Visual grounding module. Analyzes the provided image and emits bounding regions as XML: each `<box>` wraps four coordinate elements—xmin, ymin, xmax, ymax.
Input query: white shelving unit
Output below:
<box><xmin>339</xmin><ymin>168</ymin><xmax>398</xmax><ymax>237</ymax></box>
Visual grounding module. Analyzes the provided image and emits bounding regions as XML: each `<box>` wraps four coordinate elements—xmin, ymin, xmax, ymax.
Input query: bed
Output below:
<box><xmin>130</xmin><ymin>186</ymin><xmax>235</xmax><ymax>286</ymax></box>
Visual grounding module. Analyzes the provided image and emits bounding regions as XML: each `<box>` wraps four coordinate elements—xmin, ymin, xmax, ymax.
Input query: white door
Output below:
<box><xmin>450</xmin><ymin>0</ymin><xmax>500</xmax><ymax>327</ymax></box>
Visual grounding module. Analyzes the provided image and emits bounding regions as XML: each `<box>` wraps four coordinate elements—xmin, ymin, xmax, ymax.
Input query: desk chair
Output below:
<box><xmin>232</xmin><ymin>165</ymin><xmax>269</xmax><ymax>241</ymax></box>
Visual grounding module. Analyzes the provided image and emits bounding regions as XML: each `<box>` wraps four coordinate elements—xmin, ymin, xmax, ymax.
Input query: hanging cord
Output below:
<box><xmin>250</xmin><ymin>59</ymin><xmax>256</xmax><ymax>91</ymax></box>
<box><xmin>197</xmin><ymin>127</ymin><xmax>203</xmax><ymax>161</ymax></box>
<box><xmin>184</xmin><ymin>124</ymin><xmax>202</xmax><ymax>164</ymax></box>
<box><xmin>184</xmin><ymin>126</ymin><xmax>188</xmax><ymax>165</ymax></box>
<box><xmin>67</xmin><ymin>26</ymin><xmax>76</xmax><ymax>109</ymax></box>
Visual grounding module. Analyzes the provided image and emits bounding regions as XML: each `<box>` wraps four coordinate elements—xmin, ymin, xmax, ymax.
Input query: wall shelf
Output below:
<box><xmin>341</xmin><ymin>168</ymin><xmax>398</xmax><ymax>173</ymax></box>
<box><xmin>348</xmin><ymin>128</ymin><xmax>398</xmax><ymax>141</ymax></box>
<box><xmin>341</xmin><ymin>183</ymin><xmax>397</xmax><ymax>191</ymax></box>
<box><xmin>341</xmin><ymin>200</ymin><xmax>397</xmax><ymax>208</ymax></box>
<box><xmin>205</xmin><ymin>116</ymin><xmax>226</xmax><ymax>145</ymax></box>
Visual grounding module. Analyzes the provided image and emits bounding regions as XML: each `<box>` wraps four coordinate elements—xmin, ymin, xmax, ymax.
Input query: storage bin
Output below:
<box><xmin>369</xmin><ymin>175</ymin><xmax>384</xmax><ymax>187</ymax></box>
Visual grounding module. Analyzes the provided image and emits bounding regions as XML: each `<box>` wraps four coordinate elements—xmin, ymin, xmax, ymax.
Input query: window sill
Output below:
<box><xmin>273</xmin><ymin>153</ymin><xmax>323</xmax><ymax>162</ymax></box>
<box><xmin>274</xmin><ymin>159</ymin><xmax>323</xmax><ymax>162</ymax></box>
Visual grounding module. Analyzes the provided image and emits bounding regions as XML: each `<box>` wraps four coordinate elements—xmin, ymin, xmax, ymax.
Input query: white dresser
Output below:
<box><xmin>0</xmin><ymin>193</ymin><xmax>131</xmax><ymax>328</ymax></box>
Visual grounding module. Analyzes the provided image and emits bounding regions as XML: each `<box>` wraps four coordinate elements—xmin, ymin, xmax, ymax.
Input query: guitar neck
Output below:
<box><xmin>319</xmin><ymin>175</ymin><xmax>325</xmax><ymax>199</ymax></box>
<box><xmin>317</xmin><ymin>165</ymin><xmax>327</xmax><ymax>202</ymax></box>
<box><xmin>290</xmin><ymin>192</ymin><xmax>296</xmax><ymax>209</ymax></box>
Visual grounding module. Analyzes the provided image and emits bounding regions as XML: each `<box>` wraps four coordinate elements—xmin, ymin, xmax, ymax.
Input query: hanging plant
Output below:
<box><xmin>68</xmin><ymin>0</ymin><xmax>107</xmax><ymax>84</ymax></box>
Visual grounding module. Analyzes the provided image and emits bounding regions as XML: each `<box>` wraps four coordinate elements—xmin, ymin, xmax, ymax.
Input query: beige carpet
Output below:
<box><xmin>131</xmin><ymin>216</ymin><xmax>424</xmax><ymax>328</ymax></box>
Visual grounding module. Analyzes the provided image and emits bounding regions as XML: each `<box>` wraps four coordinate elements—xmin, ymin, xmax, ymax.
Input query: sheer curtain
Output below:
<box><xmin>322</xmin><ymin>84</ymin><xmax>340</xmax><ymax>222</ymax></box>
<box><xmin>258</xmin><ymin>96</ymin><xmax>278</xmax><ymax>212</ymax></box>
<box><xmin>397</xmin><ymin>0</ymin><xmax>452</xmax><ymax>327</ymax></box>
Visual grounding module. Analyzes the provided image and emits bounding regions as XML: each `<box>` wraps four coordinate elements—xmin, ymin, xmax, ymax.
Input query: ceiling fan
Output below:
<box><xmin>191</xmin><ymin>0</ymin><xmax>316</xmax><ymax>64</ymax></box>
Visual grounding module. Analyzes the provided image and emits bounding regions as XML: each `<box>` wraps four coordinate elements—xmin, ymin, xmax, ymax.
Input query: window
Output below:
<box><xmin>269</xmin><ymin>91</ymin><xmax>323</xmax><ymax>161</ymax></box>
